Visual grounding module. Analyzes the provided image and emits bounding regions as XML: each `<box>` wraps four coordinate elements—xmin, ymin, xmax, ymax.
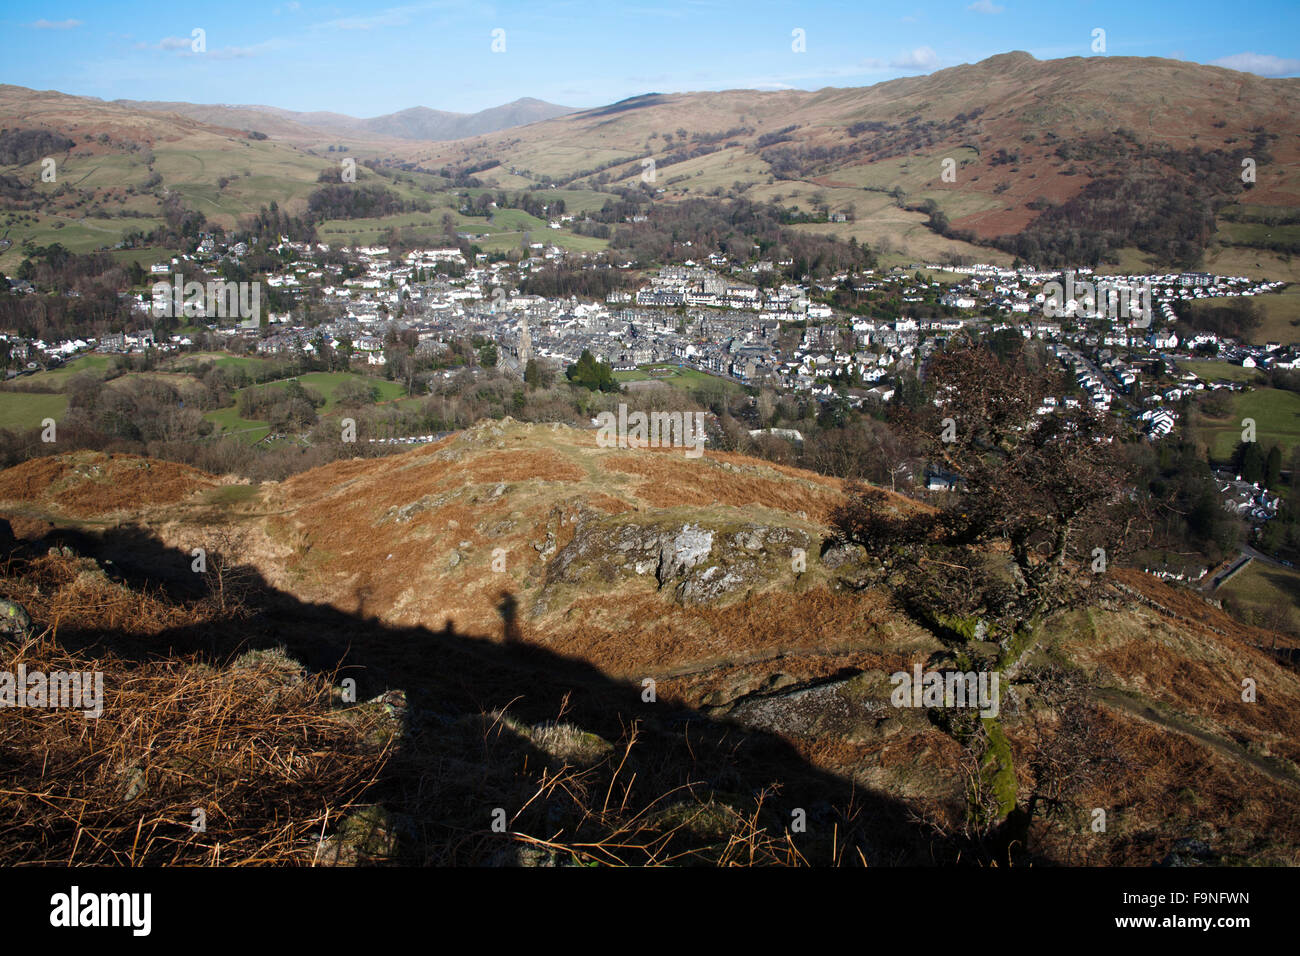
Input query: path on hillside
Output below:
<box><xmin>1095</xmin><ymin>686</ymin><xmax>1300</xmax><ymax>791</ymax></box>
<box><xmin>621</xmin><ymin>637</ymin><xmax>896</xmax><ymax>687</ymax></box>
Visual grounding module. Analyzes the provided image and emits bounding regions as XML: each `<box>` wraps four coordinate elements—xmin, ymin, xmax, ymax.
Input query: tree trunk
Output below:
<box><xmin>1051</xmin><ymin>521</ymin><xmax>1070</xmax><ymax>567</ymax></box>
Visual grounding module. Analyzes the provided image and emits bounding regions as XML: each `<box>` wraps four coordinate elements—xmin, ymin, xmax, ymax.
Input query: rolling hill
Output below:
<box><xmin>0</xmin><ymin>419</ymin><xmax>1297</xmax><ymax>865</ymax></box>
<box><xmin>0</xmin><ymin>85</ymin><xmax>580</xmax><ymax>271</ymax></box>
<box><xmin>396</xmin><ymin>52</ymin><xmax>1300</xmax><ymax>274</ymax></box>
<box><xmin>3</xmin><ymin>51</ymin><xmax>1299</xmax><ymax>275</ymax></box>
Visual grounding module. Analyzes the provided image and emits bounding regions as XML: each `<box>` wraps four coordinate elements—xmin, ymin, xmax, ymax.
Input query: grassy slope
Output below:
<box><xmin>203</xmin><ymin>370</ymin><xmax>409</xmax><ymax>440</ymax></box>
<box><xmin>1</xmin><ymin>425</ymin><xmax>1299</xmax><ymax>864</ymax></box>
<box><xmin>6</xmin><ymin>56</ymin><xmax>1300</xmax><ymax>272</ymax></box>
<box><xmin>2</xmin><ymin>354</ymin><xmax>114</xmax><ymax>391</ymax></box>
<box><xmin>1184</xmin><ymin>289</ymin><xmax>1300</xmax><ymax>345</ymax></box>
<box><xmin>392</xmin><ymin>55</ymin><xmax>1300</xmax><ymax>269</ymax></box>
<box><xmin>0</xmin><ymin>391</ymin><xmax>67</xmax><ymax>428</ymax></box>
<box><xmin>1195</xmin><ymin>387</ymin><xmax>1300</xmax><ymax>460</ymax></box>
<box><xmin>1219</xmin><ymin>561</ymin><xmax>1300</xmax><ymax>634</ymax></box>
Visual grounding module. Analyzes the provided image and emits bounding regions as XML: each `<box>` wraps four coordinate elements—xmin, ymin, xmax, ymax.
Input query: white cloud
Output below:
<box><xmin>967</xmin><ymin>0</ymin><xmax>1005</xmax><ymax>13</ymax></box>
<box><xmin>890</xmin><ymin>47</ymin><xmax>939</xmax><ymax>70</ymax></box>
<box><xmin>136</xmin><ymin>33</ymin><xmax>271</xmax><ymax>57</ymax></box>
<box><xmin>30</xmin><ymin>18</ymin><xmax>82</xmax><ymax>29</ymax></box>
<box><xmin>1210</xmin><ymin>52</ymin><xmax>1300</xmax><ymax>77</ymax></box>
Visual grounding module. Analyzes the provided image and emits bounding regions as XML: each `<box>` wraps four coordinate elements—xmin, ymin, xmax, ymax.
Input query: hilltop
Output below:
<box><xmin>4</xmin><ymin>52</ymin><xmax>1300</xmax><ymax>276</ymax></box>
<box><xmin>1</xmin><ymin>419</ymin><xmax>1297</xmax><ymax>865</ymax></box>
<box><xmin>3</xmin><ymin>53</ymin><xmax>1299</xmax><ymax>276</ymax></box>
<box><xmin>400</xmin><ymin>52</ymin><xmax>1300</xmax><ymax>275</ymax></box>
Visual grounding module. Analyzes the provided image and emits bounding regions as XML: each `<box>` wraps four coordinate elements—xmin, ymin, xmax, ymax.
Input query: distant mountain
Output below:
<box><xmin>361</xmin><ymin>98</ymin><xmax>578</xmax><ymax>140</ymax></box>
<box><xmin>4</xmin><ymin>50</ymin><xmax>1300</xmax><ymax>277</ymax></box>
<box><xmin>398</xmin><ymin>52</ymin><xmax>1300</xmax><ymax>274</ymax></box>
<box><xmin>112</xmin><ymin>96</ymin><xmax>578</xmax><ymax>142</ymax></box>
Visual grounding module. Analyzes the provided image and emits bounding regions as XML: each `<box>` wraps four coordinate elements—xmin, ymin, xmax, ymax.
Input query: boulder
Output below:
<box><xmin>0</xmin><ymin>598</ymin><xmax>31</xmax><ymax>641</ymax></box>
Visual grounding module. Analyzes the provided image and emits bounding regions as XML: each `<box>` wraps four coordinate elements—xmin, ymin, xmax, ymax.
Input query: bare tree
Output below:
<box><xmin>836</xmin><ymin>340</ymin><xmax>1136</xmax><ymax>616</ymax></box>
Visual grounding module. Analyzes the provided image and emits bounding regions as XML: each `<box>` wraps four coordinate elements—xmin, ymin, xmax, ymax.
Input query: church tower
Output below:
<box><xmin>518</xmin><ymin>314</ymin><xmax>533</xmax><ymax>367</ymax></box>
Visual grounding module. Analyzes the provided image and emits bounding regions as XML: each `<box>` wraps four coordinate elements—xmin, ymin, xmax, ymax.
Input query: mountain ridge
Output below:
<box><xmin>3</xmin><ymin>49</ymin><xmax>1299</xmax><ymax>275</ymax></box>
<box><xmin>109</xmin><ymin>94</ymin><xmax>579</xmax><ymax>142</ymax></box>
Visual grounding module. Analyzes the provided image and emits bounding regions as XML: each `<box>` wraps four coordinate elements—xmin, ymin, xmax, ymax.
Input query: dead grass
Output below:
<box><xmin>3</xmin><ymin>425</ymin><xmax>1299</xmax><ymax>865</ymax></box>
<box><xmin>2</xmin><ymin>551</ymin><xmax>210</xmax><ymax>635</ymax></box>
<box><xmin>530</xmin><ymin>586</ymin><xmax>895</xmax><ymax>679</ymax></box>
<box><xmin>464</xmin><ymin>450</ymin><xmax>587</xmax><ymax>484</ymax></box>
<box><xmin>600</xmin><ymin>450</ymin><xmax>845</xmax><ymax>521</ymax></box>
<box><xmin>1013</xmin><ymin>705</ymin><xmax>1300</xmax><ymax>865</ymax></box>
<box><xmin>0</xmin><ymin>633</ymin><xmax>393</xmax><ymax>866</ymax></box>
<box><xmin>0</xmin><ymin>452</ymin><xmax>216</xmax><ymax>518</ymax></box>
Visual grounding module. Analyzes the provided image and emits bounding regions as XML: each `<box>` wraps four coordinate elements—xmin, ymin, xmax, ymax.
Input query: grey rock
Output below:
<box><xmin>0</xmin><ymin>599</ymin><xmax>31</xmax><ymax>640</ymax></box>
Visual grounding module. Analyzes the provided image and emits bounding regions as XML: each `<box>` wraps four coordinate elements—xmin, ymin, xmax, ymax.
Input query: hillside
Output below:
<box><xmin>0</xmin><ymin>85</ymin><xmax>599</xmax><ymax>273</ymax></box>
<box><xmin>398</xmin><ymin>52</ymin><xmax>1300</xmax><ymax>275</ymax></box>
<box><xmin>4</xmin><ymin>53</ymin><xmax>1299</xmax><ymax>275</ymax></box>
<box><xmin>1</xmin><ymin>419</ymin><xmax>1297</xmax><ymax>865</ymax></box>
<box><xmin>0</xmin><ymin>84</ymin><xmax>344</xmax><ymax>272</ymax></box>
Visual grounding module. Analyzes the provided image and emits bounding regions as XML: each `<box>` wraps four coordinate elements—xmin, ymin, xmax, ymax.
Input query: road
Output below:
<box><xmin>1241</xmin><ymin>543</ymin><xmax>1295</xmax><ymax>571</ymax></box>
<box><xmin>1061</xmin><ymin>347</ymin><xmax>1138</xmax><ymax>414</ymax></box>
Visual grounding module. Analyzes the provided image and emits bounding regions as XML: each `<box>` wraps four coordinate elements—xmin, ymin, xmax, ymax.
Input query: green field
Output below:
<box><xmin>1184</xmin><ymin>359</ymin><xmax>1266</xmax><ymax>384</ymax></box>
<box><xmin>0</xmin><ymin>214</ymin><xmax>167</xmax><ymax>273</ymax></box>
<box><xmin>202</xmin><ymin>369</ymin><xmax>408</xmax><ymax>440</ymax></box>
<box><xmin>3</xmin><ymin>354</ymin><xmax>116</xmax><ymax>392</ymax></box>
<box><xmin>203</xmin><ymin>404</ymin><xmax>271</xmax><ymax>443</ymax></box>
<box><xmin>1184</xmin><ymin>289</ymin><xmax>1300</xmax><ymax>346</ymax></box>
<box><xmin>1196</xmin><ymin>387</ymin><xmax>1300</xmax><ymax>461</ymax></box>
<box><xmin>614</xmin><ymin>363</ymin><xmax>748</xmax><ymax>395</ymax></box>
<box><xmin>318</xmin><ymin>210</ymin><xmax>458</xmax><ymax>246</ymax></box>
<box><xmin>0</xmin><ymin>390</ymin><xmax>69</xmax><ymax>429</ymax></box>
<box><xmin>108</xmin><ymin>246</ymin><xmax>183</xmax><ymax>269</ymax></box>
<box><xmin>1218</xmin><ymin>221</ymin><xmax>1300</xmax><ymax>249</ymax></box>
<box><xmin>306</xmin><ymin>372</ymin><xmax>406</xmax><ymax>411</ymax></box>
<box><xmin>471</xmin><ymin>228</ymin><xmax>610</xmax><ymax>255</ymax></box>
<box><xmin>315</xmin><ymin>194</ymin><xmax>611</xmax><ymax>255</ymax></box>
<box><xmin>235</xmin><ymin>371</ymin><xmax>407</xmax><ymax>412</ymax></box>
<box><xmin>1219</xmin><ymin>561</ymin><xmax>1300</xmax><ymax>636</ymax></box>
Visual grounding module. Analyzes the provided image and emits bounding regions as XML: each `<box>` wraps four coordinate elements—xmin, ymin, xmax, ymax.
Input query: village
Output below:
<box><xmin>2</xmin><ymin>235</ymin><xmax>1293</xmax><ymax>534</ymax></box>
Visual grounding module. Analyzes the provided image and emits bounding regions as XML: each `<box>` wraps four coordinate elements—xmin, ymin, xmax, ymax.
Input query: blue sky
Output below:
<box><xmin>4</xmin><ymin>1</ymin><xmax>1299</xmax><ymax>116</ymax></box>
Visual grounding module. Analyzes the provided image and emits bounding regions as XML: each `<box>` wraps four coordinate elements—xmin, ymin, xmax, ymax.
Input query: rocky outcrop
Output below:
<box><xmin>539</xmin><ymin>516</ymin><xmax>812</xmax><ymax>610</ymax></box>
<box><xmin>0</xmin><ymin>598</ymin><xmax>30</xmax><ymax>641</ymax></box>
